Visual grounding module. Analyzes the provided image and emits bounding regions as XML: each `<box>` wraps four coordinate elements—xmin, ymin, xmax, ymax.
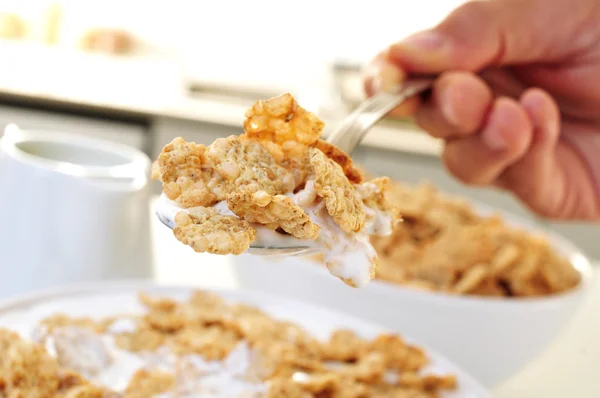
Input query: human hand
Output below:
<box><xmin>364</xmin><ymin>0</ymin><xmax>600</xmax><ymax>220</ymax></box>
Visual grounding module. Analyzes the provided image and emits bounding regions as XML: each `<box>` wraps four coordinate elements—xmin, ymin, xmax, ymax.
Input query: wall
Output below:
<box><xmin>0</xmin><ymin>0</ymin><xmax>468</xmax><ymax>87</ymax></box>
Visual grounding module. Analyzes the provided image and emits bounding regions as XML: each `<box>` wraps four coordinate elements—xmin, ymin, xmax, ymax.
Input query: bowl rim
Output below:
<box><xmin>309</xmin><ymin>199</ymin><xmax>595</xmax><ymax>307</ymax></box>
<box><xmin>0</xmin><ymin>124</ymin><xmax>151</xmax><ymax>180</ymax></box>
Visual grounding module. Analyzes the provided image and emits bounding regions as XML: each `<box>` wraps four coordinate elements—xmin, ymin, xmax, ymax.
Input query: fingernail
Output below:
<box><xmin>364</xmin><ymin>58</ymin><xmax>404</xmax><ymax>94</ymax></box>
<box><xmin>440</xmin><ymin>85</ymin><xmax>460</xmax><ymax>127</ymax></box>
<box><xmin>396</xmin><ymin>31</ymin><xmax>446</xmax><ymax>52</ymax></box>
<box><xmin>377</xmin><ymin>61</ymin><xmax>404</xmax><ymax>93</ymax></box>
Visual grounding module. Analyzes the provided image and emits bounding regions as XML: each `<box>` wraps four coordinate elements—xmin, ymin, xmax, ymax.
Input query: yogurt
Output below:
<box><xmin>39</xmin><ymin>321</ymin><xmax>267</xmax><ymax>397</ymax></box>
<box><xmin>155</xmin><ymin>180</ymin><xmax>394</xmax><ymax>287</ymax></box>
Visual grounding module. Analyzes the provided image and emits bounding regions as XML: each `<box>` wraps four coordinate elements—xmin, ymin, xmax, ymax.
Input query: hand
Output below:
<box><xmin>364</xmin><ymin>0</ymin><xmax>600</xmax><ymax>221</ymax></box>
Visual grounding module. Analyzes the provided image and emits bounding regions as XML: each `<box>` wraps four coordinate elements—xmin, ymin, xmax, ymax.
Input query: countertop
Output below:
<box><xmin>150</xmin><ymin>199</ymin><xmax>600</xmax><ymax>398</ymax></box>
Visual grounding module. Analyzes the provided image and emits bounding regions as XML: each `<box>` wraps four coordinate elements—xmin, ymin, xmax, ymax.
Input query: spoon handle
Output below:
<box><xmin>326</xmin><ymin>78</ymin><xmax>434</xmax><ymax>154</ymax></box>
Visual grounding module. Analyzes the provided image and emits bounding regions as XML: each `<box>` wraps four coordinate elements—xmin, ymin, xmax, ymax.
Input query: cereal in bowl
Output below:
<box><xmin>371</xmin><ymin>181</ymin><xmax>582</xmax><ymax>297</ymax></box>
<box><xmin>0</xmin><ymin>290</ymin><xmax>457</xmax><ymax>397</ymax></box>
<box><xmin>154</xmin><ymin>94</ymin><xmax>398</xmax><ymax>287</ymax></box>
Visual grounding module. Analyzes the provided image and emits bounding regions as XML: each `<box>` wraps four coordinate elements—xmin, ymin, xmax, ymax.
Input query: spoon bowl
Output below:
<box><xmin>155</xmin><ymin>209</ymin><xmax>319</xmax><ymax>257</ymax></box>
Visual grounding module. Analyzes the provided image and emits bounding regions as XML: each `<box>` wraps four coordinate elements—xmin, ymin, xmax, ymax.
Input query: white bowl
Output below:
<box><xmin>0</xmin><ymin>280</ymin><xmax>492</xmax><ymax>398</ymax></box>
<box><xmin>231</xmin><ymin>205</ymin><xmax>595</xmax><ymax>388</ymax></box>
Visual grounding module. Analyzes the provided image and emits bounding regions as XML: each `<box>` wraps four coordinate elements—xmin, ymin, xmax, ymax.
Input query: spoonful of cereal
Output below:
<box><xmin>153</xmin><ymin>91</ymin><xmax>415</xmax><ymax>287</ymax></box>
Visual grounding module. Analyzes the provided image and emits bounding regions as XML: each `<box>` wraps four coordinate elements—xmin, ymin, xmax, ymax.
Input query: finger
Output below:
<box><xmin>495</xmin><ymin>88</ymin><xmax>563</xmax><ymax>216</ymax></box>
<box><xmin>415</xmin><ymin>71</ymin><xmax>493</xmax><ymax>139</ymax></box>
<box><xmin>362</xmin><ymin>51</ymin><xmax>421</xmax><ymax>117</ymax></box>
<box><xmin>387</xmin><ymin>0</ymin><xmax>597</xmax><ymax>74</ymax></box>
<box><xmin>442</xmin><ymin>97</ymin><xmax>533</xmax><ymax>185</ymax></box>
<box><xmin>479</xmin><ymin>68</ymin><xmax>527</xmax><ymax>99</ymax></box>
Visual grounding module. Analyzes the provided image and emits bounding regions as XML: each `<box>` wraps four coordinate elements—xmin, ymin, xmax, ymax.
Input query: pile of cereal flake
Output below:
<box><xmin>371</xmin><ymin>182</ymin><xmax>581</xmax><ymax>297</ymax></box>
<box><xmin>0</xmin><ymin>290</ymin><xmax>457</xmax><ymax>397</ymax></box>
<box><xmin>153</xmin><ymin>93</ymin><xmax>398</xmax><ymax>287</ymax></box>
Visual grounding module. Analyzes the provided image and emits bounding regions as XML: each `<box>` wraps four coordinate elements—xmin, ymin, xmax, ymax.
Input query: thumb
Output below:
<box><xmin>389</xmin><ymin>0</ymin><xmax>600</xmax><ymax>73</ymax></box>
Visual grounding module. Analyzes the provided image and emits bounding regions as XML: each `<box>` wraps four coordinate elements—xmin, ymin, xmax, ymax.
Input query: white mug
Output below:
<box><xmin>0</xmin><ymin>125</ymin><xmax>154</xmax><ymax>297</ymax></box>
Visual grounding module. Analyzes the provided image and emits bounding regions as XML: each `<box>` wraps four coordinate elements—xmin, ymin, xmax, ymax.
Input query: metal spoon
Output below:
<box><xmin>155</xmin><ymin>207</ymin><xmax>318</xmax><ymax>257</ymax></box>
<box><xmin>156</xmin><ymin>78</ymin><xmax>434</xmax><ymax>256</ymax></box>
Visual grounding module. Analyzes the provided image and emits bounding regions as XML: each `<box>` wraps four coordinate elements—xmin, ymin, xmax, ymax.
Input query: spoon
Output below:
<box><xmin>155</xmin><ymin>201</ymin><xmax>318</xmax><ymax>257</ymax></box>
<box><xmin>156</xmin><ymin>78</ymin><xmax>434</xmax><ymax>256</ymax></box>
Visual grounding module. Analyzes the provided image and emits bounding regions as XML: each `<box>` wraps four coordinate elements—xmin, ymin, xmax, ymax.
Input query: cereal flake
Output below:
<box><xmin>173</xmin><ymin>207</ymin><xmax>256</xmax><ymax>255</ymax></box>
<box><xmin>310</xmin><ymin>148</ymin><xmax>366</xmax><ymax>233</ymax></box>
<box><xmin>158</xmin><ymin>137</ymin><xmax>227</xmax><ymax>207</ymax></box>
<box><xmin>244</xmin><ymin>93</ymin><xmax>324</xmax><ymax>146</ymax></box>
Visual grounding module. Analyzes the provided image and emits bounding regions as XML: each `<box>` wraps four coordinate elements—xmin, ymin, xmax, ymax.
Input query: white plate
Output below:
<box><xmin>0</xmin><ymin>280</ymin><xmax>490</xmax><ymax>398</ymax></box>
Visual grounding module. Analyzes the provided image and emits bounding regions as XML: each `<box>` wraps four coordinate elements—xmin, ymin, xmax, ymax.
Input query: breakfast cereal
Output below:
<box><xmin>154</xmin><ymin>93</ymin><xmax>398</xmax><ymax>287</ymax></box>
<box><xmin>173</xmin><ymin>207</ymin><xmax>256</xmax><ymax>255</ymax></box>
<box><xmin>0</xmin><ymin>290</ymin><xmax>458</xmax><ymax>397</ymax></box>
<box><xmin>157</xmin><ymin>137</ymin><xmax>227</xmax><ymax>208</ymax></box>
<box><xmin>371</xmin><ymin>181</ymin><xmax>582</xmax><ymax>297</ymax></box>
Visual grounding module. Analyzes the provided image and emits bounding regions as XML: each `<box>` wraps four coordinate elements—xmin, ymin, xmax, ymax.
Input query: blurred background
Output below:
<box><xmin>0</xmin><ymin>0</ymin><xmax>598</xmax><ymax>260</ymax></box>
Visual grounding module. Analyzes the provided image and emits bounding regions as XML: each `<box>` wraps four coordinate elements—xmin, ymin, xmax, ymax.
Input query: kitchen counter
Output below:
<box><xmin>150</xmin><ymin>198</ymin><xmax>600</xmax><ymax>398</ymax></box>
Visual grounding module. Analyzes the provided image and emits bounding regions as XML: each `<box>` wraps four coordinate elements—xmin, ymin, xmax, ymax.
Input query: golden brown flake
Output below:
<box><xmin>173</xmin><ymin>207</ymin><xmax>256</xmax><ymax>255</ymax></box>
<box><xmin>138</xmin><ymin>292</ymin><xmax>178</xmax><ymax>312</ymax></box>
<box><xmin>158</xmin><ymin>137</ymin><xmax>227</xmax><ymax>207</ymax></box>
<box><xmin>266</xmin><ymin>378</ymin><xmax>312</xmax><ymax>398</ymax></box>
<box><xmin>123</xmin><ymin>369</ymin><xmax>175</xmax><ymax>398</ymax></box>
<box><xmin>312</xmin><ymin>140</ymin><xmax>363</xmax><ymax>184</ymax></box>
<box><xmin>367</xmin><ymin>334</ymin><xmax>427</xmax><ymax>372</ymax></box>
<box><xmin>251</xmin><ymin>340</ymin><xmax>325</xmax><ymax>380</ymax></box>
<box><xmin>298</xmin><ymin>373</ymin><xmax>341</xmax><ymax>394</ymax></box>
<box><xmin>310</xmin><ymin>148</ymin><xmax>366</xmax><ymax>233</ymax></box>
<box><xmin>188</xmin><ymin>290</ymin><xmax>228</xmax><ymax>308</ymax></box>
<box><xmin>244</xmin><ymin>93</ymin><xmax>324</xmax><ymax>146</ymax></box>
<box><xmin>59</xmin><ymin>384</ymin><xmax>111</xmax><ymax>398</ymax></box>
<box><xmin>370</xmin><ymin>385</ymin><xmax>435</xmax><ymax>398</ymax></box>
<box><xmin>144</xmin><ymin>308</ymin><xmax>186</xmax><ymax>333</ymax></box>
<box><xmin>1</xmin><ymin>337</ymin><xmax>60</xmax><ymax>397</ymax></box>
<box><xmin>57</xmin><ymin>369</ymin><xmax>89</xmax><ymax>391</ymax></box>
<box><xmin>322</xmin><ymin>330</ymin><xmax>365</xmax><ymax>362</ymax></box>
<box><xmin>206</xmin><ymin>135</ymin><xmax>294</xmax><ymax>194</ymax></box>
<box><xmin>397</xmin><ymin>372</ymin><xmax>458</xmax><ymax>391</ymax></box>
<box><xmin>335</xmin><ymin>352</ymin><xmax>387</xmax><ymax>384</ymax></box>
<box><xmin>151</xmin><ymin>160</ymin><xmax>161</xmax><ymax>181</ymax></box>
<box><xmin>114</xmin><ymin>327</ymin><xmax>164</xmax><ymax>352</ymax></box>
<box><xmin>168</xmin><ymin>325</ymin><xmax>240</xmax><ymax>360</ymax></box>
<box><xmin>227</xmin><ymin>192</ymin><xmax>319</xmax><ymax>240</ymax></box>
